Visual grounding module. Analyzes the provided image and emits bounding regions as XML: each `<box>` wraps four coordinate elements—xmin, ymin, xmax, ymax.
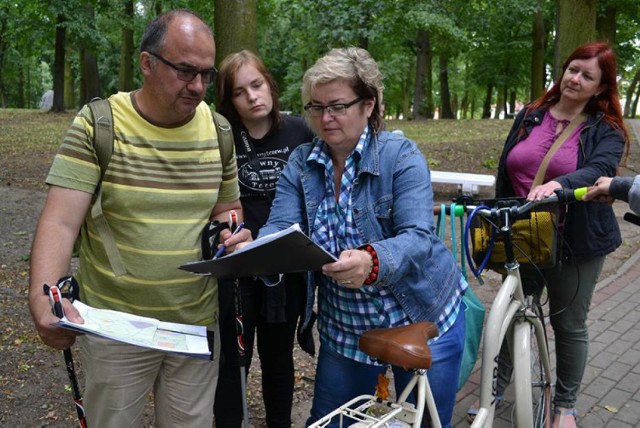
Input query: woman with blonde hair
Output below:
<box><xmin>254</xmin><ymin>47</ymin><xmax>466</xmax><ymax>428</ymax></box>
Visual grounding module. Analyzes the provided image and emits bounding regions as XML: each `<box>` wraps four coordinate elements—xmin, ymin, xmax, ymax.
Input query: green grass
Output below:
<box><xmin>0</xmin><ymin>109</ymin><xmax>514</xmax><ymax>189</ymax></box>
<box><xmin>387</xmin><ymin>118</ymin><xmax>510</xmax><ymax>146</ymax></box>
<box><xmin>0</xmin><ymin>109</ymin><xmax>75</xmax><ymax>153</ymax></box>
<box><xmin>386</xmin><ymin>119</ymin><xmax>512</xmax><ymax>177</ymax></box>
<box><xmin>0</xmin><ymin>109</ymin><xmax>76</xmax><ymax>188</ymax></box>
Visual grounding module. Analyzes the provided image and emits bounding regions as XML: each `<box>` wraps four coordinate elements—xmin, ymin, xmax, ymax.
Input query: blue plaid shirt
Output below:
<box><xmin>309</xmin><ymin>128</ymin><xmax>408</xmax><ymax>363</ymax></box>
<box><xmin>308</xmin><ymin>128</ymin><xmax>465</xmax><ymax>364</ymax></box>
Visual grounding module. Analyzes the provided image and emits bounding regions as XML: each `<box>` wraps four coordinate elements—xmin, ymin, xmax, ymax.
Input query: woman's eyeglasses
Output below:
<box><xmin>148</xmin><ymin>52</ymin><xmax>218</xmax><ymax>85</ymax></box>
<box><xmin>304</xmin><ymin>97</ymin><xmax>363</xmax><ymax>117</ymax></box>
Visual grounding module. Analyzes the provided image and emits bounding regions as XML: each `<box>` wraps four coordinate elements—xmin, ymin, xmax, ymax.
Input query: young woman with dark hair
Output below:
<box><xmin>214</xmin><ymin>50</ymin><xmax>314</xmax><ymax>428</ymax></box>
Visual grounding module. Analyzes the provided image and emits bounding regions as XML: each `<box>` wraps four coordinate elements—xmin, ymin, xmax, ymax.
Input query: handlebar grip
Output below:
<box><xmin>624</xmin><ymin>212</ymin><xmax>640</xmax><ymax>227</ymax></box>
<box><xmin>433</xmin><ymin>204</ymin><xmax>466</xmax><ymax>217</ymax></box>
<box><xmin>554</xmin><ymin>187</ymin><xmax>588</xmax><ymax>203</ymax></box>
<box><xmin>574</xmin><ymin>187</ymin><xmax>587</xmax><ymax>201</ymax></box>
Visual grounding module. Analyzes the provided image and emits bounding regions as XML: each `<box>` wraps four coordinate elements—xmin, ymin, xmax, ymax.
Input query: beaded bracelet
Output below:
<box><xmin>359</xmin><ymin>244</ymin><xmax>379</xmax><ymax>285</ymax></box>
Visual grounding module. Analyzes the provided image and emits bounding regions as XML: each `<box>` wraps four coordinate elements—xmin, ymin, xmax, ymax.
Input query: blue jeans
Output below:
<box><xmin>306</xmin><ymin>311</ymin><xmax>465</xmax><ymax>428</ymax></box>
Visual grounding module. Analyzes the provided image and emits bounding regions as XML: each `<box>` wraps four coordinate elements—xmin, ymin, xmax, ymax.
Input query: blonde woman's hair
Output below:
<box><xmin>302</xmin><ymin>47</ymin><xmax>384</xmax><ymax>133</ymax></box>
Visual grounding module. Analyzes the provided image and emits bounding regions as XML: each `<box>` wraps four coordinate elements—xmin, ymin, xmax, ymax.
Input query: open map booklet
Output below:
<box><xmin>53</xmin><ymin>301</ymin><xmax>210</xmax><ymax>359</ymax></box>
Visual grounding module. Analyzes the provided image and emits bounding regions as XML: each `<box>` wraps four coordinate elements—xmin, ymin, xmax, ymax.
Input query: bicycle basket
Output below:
<box><xmin>470</xmin><ymin>198</ymin><xmax>560</xmax><ymax>273</ymax></box>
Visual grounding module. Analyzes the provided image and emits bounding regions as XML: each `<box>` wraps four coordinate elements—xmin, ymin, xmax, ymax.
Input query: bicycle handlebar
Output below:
<box><xmin>433</xmin><ymin>188</ymin><xmax>587</xmax><ymax>280</ymax></box>
<box><xmin>468</xmin><ymin>187</ymin><xmax>587</xmax><ymax>220</ymax></box>
<box><xmin>433</xmin><ymin>187</ymin><xmax>584</xmax><ymax>220</ymax></box>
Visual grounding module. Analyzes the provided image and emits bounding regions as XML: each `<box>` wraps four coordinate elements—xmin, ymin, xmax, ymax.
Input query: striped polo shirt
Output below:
<box><xmin>46</xmin><ymin>91</ymin><xmax>240</xmax><ymax>326</ymax></box>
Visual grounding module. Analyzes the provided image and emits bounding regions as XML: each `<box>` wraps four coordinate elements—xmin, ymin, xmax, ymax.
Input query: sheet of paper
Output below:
<box><xmin>179</xmin><ymin>223</ymin><xmax>337</xmax><ymax>278</ymax></box>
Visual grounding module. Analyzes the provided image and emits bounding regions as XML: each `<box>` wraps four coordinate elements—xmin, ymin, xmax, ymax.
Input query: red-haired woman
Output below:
<box><xmin>468</xmin><ymin>42</ymin><xmax>630</xmax><ymax>428</ymax></box>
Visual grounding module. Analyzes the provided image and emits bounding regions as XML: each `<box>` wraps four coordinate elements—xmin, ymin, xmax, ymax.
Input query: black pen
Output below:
<box><xmin>214</xmin><ymin>222</ymin><xmax>245</xmax><ymax>259</ymax></box>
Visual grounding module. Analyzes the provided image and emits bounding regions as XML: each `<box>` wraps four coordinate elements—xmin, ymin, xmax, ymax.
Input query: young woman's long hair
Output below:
<box><xmin>528</xmin><ymin>42</ymin><xmax>630</xmax><ymax>157</ymax></box>
<box><xmin>216</xmin><ymin>50</ymin><xmax>282</xmax><ymax>133</ymax></box>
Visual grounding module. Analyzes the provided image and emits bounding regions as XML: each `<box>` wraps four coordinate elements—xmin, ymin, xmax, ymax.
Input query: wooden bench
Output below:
<box><xmin>430</xmin><ymin>170</ymin><xmax>496</xmax><ymax>195</ymax></box>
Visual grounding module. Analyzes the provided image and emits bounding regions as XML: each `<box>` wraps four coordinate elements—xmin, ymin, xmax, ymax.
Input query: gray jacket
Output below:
<box><xmin>610</xmin><ymin>176</ymin><xmax>640</xmax><ymax>215</ymax></box>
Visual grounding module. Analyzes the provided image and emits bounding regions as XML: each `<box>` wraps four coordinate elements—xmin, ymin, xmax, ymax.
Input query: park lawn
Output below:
<box><xmin>0</xmin><ymin>109</ymin><xmax>513</xmax><ymax>189</ymax></box>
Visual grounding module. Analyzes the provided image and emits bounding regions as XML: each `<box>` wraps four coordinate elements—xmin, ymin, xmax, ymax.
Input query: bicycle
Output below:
<box><xmin>309</xmin><ymin>188</ymin><xmax>586</xmax><ymax>428</ymax></box>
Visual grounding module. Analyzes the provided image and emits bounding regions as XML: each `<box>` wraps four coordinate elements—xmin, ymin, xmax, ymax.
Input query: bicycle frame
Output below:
<box><xmin>309</xmin><ymin>371</ymin><xmax>440</xmax><ymax>428</ymax></box>
<box><xmin>470</xmin><ymin>262</ymin><xmax>552</xmax><ymax>427</ymax></box>
<box><xmin>312</xmin><ymin>190</ymin><xmax>584</xmax><ymax>428</ymax></box>
<box><xmin>466</xmin><ymin>191</ymin><xmax>584</xmax><ymax>427</ymax></box>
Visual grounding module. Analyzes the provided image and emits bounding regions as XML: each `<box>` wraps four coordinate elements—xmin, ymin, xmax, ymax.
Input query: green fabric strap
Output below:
<box><xmin>212</xmin><ymin>111</ymin><xmax>234</xmax><ymax>166</ymax></box>
<box><xmin>436</xmin><ymin>203</ymin><xmax>467</xmax><ymax>279</ymax></box>
<box><xmin>87</xmin><ymin>99</ymin><xmax>127</xmax><ymax>277</ymax></box>
<box><xmin>532</xmin><ymin>113</ymin><xmax>586</xmax><ymax>188</ymax></box>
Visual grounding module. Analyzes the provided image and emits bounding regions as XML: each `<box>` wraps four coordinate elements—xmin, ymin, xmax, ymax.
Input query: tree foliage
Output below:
<box><xmin>0</xmin><ymin>0</ymin><xmax>638</xmax><ymax>119</ymax></box>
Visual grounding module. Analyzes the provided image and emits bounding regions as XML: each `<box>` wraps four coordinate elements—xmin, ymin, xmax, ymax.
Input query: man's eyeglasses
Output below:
<box><xmin>303</xmin><ymin>97</ymin><xmax>363</xmax><ymax>117</ymax></box>
<box><xmin>148</xmin><ymin>52</ymin><xmax>217</xmax><ymax>85</ymax></box>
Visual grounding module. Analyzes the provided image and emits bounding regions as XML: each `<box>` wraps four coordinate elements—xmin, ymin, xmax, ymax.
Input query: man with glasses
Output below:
<box><xmin>28</xmin><ymin>9</ymin><xmax>248</xmax><ymax>426</ymax></box>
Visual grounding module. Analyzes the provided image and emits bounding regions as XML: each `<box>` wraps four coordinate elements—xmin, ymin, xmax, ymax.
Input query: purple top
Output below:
<box><xmin>506</xmin><ymin>111</ymin><xmax>583</xmax><ymax>197</ymax></box>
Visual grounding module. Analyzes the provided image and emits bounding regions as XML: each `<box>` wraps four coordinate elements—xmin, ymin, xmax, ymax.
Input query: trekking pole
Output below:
<box><xmin>234</xmin><ymin>277</ymin><xmax>249</xmax><ymax>428</ymax></box>
<box><xmin>227</xmin><ymin>210</ymin><xmax>250</xmax><ymax>427</ymax></box>
<box><xmin>45</xmin><ymin>282</ymin><xmax>88</xmax><ymax>428</ymax></box>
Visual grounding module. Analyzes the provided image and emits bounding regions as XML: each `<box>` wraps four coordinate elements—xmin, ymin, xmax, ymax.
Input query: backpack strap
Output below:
<box><xmin>88</xmin><ymin>98</ymin><xmax>113</xmax><ymax>183</ymax></box>
<box><xmin>86</xmin><ymin>98</ymin><xmax>127</xmax><ymax>277</ymax></box>
<box><xmin>212</xmin><ymin>111</ymin><xmax>235</xmax><ymax>165</ymax></box>
<box><xmin>532</xmin><ymin>113</ymin><xmax>586</xmax><ymax>188</ymax></box>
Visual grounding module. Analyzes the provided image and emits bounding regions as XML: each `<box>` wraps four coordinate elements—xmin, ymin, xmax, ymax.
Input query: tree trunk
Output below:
<box><xmin>79</xmin><ymin>5</ymin><xmax>100</xmax><ymax>106</ymax></box>
<box><xmin>412</xmin><ymin>29</ymin><xmax>428</xmax><ymax>120</ymax></box>
<box><xmin>52</xmin><ymin>14</ymin><xmax>66</xmax><ymax>113</ymax></box>
<box><xmin>494</xmin><ymin>85</ymin><xmax>504</xmax><ymax>119</ymax></box>
<box><xmin>402</xmin><ymin>63</ymin><xmax>411</xmax><ymax>119</ymax></box>
<box><xmin>438</xmin><ymin>52</ymin><xmax>454</xmax><ymax>119</ymax></box>
<box><xmin>470</xmin><ymin>94</ymin><xmax>476</xmax><ymax>120</ymax></box>
<box><xmin>424</xmin><ymin>37</ymin><xmax>434</xmax><ymax>119</ymax></box>
<box><xmin>16</xmin><ymin>66</ymin><xmax>24</xmax><ymax>108</ymax></box>
<box><xmin>632</xmin><ymin>82</ymin><xmax>640</xmax><ymax>119</ymax></box>
<box><xmin>554</xmin><ymin>0</ymin><xmax>596</xmax><ymax>79</ymax></box>
<box><xmin>25</xmin><ymin>57</ymin><xmax>31</xmax><ymax>108</ymax></box>
<box><xmin>451</xmin><ymin>93</ymin><xmax>458</xmax><ymax>120</ymax></box>
<box><xmin>509</xmin><ymin>90</ymin><xmax>516</xmax><ymax>117</ymax></box>
<box><xmin>0</xmin><ymin>22</ymin><xmax>6</xmax><ymax>107</ymax></box>
<box><xmin>624</xmin><ymin>68</ymin><xmax>640</xmax><ymax>118</ymax></box>
<box><xmin>80</xmin><ymin>49</ymin><xmax>100</xmax><ymax>105</ymax></box>
<box><xmin>461</xmin><ymin>90</ymin><xmax>468</xmax><ymax>119</ymax></box>
<box><xmin>119</xmin><ymin>0</ymin><xmax>135</xmax><ymax>92</ymax></box>
<box><xmin>596</xmin><ymin>3</ymin><xmax>616</xmax><ymax>43</ymax></box>
<box><xmin>214</xmin><ymin>0</ymin><xmax>257</xmax><ymax>69</ymax></box>
<box><xmin>530</xmin><ymin>0</ymin><xmax>545</xmax><ymax>101</ymax></box>
<box><xmin>482</xmin><ymin>83</ymin><xmax>493</xmax><ymax>119</ymax></box>
<box><xmin>64</xmin><ymin>57</ymin><xmax>75</xmax><ymax>109</ymax></box>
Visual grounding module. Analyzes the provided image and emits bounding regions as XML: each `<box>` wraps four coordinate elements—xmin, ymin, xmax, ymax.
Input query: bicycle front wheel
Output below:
<box><xmin>512</xmin><ymin>312</ymin><xmax>552</xmax><ymax>427</ymax></box>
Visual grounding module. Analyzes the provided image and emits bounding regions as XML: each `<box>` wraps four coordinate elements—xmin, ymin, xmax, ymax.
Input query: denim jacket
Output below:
<box><xmin>496</xmin><ymin>107</ymin><xmax>625</xmax><ymax>263</ymax></box>
<box><xmin>259</xmin><ymin>130</ymin><xmax>462</xmax><ymax>341</ymax></box>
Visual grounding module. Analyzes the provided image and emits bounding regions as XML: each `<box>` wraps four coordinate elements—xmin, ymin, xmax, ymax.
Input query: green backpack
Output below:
<box><xmin>78</xmin><ymin>98</ymin><xmax>235</xmax><ymax>277</ymax></box>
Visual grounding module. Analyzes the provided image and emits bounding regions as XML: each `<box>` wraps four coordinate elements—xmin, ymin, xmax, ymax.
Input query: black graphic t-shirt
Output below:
<box><xmin>235</xmin><ymin>115</ymin><xmax>314</xmax><ymax>238</ymax></box>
